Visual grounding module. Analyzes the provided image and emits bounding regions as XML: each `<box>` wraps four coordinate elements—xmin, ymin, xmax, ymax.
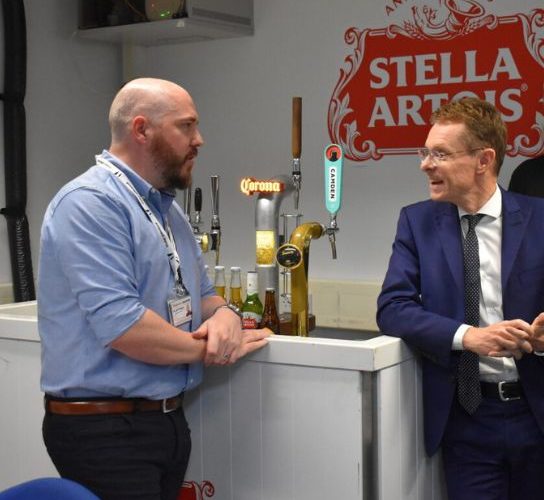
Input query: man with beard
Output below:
<box><xmin>38</xmin><ymin>78</ymin><xmax>269</xmax><ymax>500</ymax></box>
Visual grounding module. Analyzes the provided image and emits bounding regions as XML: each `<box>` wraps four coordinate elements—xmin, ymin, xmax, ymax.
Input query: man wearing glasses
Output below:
<box><xmin>377</xmin><ymin>97</ymin><xmax>544</xmax><ymax>500</ymax></box>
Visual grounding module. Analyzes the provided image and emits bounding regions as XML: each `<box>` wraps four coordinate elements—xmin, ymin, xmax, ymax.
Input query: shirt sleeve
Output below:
<box><xmin>47</xmin><ymin>187</ymin><xmax>146</xmax><ymax>346</ymax></box>
<box><xmin>452</xmin><ymin>324</ymin><xmax>471</xmax><ymax>350</ymax></box>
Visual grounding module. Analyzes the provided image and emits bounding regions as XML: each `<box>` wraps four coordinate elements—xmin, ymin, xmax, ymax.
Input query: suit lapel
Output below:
<box><xmin>435</xmin><ymin>202</ymin><xmax>464</xmax><ymax>294</ymax></box>
<box><xmin>501</xmin><ymin>188</ymin><xmax>529</xmax><ymax>290</ymax></box>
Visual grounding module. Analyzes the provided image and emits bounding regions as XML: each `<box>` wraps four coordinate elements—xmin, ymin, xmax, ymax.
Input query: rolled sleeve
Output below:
<box><xmin>50</xmin><ymin>188</ymin><xmax>146</xmax><ymax>345</ymax></box>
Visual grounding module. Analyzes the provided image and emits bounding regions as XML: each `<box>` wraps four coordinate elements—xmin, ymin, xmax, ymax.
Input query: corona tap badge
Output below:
<box><xmin>240</xmin><ymin>177</ymin><xmax>285</xmax><ymax>196</ymax></box>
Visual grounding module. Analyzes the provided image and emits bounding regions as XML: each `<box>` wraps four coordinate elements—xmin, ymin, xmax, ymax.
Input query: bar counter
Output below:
<box><xmin>0</xmin><ymin>301</ymin><xmax>446</xmax><ymax>499</ymax></box>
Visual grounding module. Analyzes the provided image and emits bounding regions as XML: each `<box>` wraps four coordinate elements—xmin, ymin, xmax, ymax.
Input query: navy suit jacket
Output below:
<box><xmin>377</xmin><ymin>187</ymin><xmax>544</xmax><ymax>456</ymax></box>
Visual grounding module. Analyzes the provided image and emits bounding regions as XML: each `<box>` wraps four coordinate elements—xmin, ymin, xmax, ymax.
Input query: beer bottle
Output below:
<box><xmin>214</xmin><ymin>265</ymin><xmax>226</xmax><ymax>299</ymax></box>
<box><xmin>261</xmin><ymin>288</ymin><xmax>280</xmax><ymax>334</ymax></box>
<box><xmin>228</xmin><ymin>267</ymin><xmax>244</xmax><ymax>310</ymax></box>
<box><xmin>241</xmin><ymin>271</ymin><xmax>263</xmax><ymax>329</ymax></box>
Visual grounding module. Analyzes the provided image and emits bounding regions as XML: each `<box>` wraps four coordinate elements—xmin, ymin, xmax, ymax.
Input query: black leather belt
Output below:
<box><xmin>480</xmin><ymin>381</ymin><xmax>522</xmax><ymax>401</ymax></box>
<box><xmin>45</xmin><ymin>393</ymin><xmax>184</xmax><ymax>415</ymax></box>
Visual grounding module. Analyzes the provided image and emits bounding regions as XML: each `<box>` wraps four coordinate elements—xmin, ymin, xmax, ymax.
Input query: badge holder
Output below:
<box><xmin>168</xmin><ymin>280</ymin><xmax>192</xmax><ymax>329</ymax></box>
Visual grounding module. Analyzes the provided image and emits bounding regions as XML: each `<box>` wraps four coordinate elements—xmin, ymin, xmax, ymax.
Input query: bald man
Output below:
<box><xmin>38</xmin><ymin>78</ymin><xmax>269</xmax><ymax>500</ymax></box>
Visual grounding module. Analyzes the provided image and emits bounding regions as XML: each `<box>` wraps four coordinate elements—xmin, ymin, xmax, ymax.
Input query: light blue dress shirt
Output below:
<box><xmin>38</xmin><ymin>151</ymin><xmax>215</xmax><ymax>399</ymax></box>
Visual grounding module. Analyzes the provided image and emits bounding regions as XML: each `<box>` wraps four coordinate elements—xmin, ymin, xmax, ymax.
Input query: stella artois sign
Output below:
<box><xmin>328</xmin><ymin>2</ymin><xmax>544</xmax><ymax>162</ymax></box>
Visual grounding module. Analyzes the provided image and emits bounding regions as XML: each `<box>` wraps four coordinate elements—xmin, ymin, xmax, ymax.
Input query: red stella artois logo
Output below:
<box><xmin>328</xmin><ymin>1</ymin><xmax>544</xmax><ymax>162</ymax></box>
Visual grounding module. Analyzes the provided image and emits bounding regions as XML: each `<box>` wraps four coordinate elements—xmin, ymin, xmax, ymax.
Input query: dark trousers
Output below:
<box><xmin>442</xmin><ymin>396</ymin><xmax>544</xmax><ymax>500</ymax></box>
<box><xmin>42</xmin><ymin>407</ymin><xmax>191</xmax><ymax>500</ymax></box>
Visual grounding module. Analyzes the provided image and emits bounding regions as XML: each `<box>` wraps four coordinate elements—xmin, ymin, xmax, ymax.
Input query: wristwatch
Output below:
<box><xmin>214</xmin><ymin>304</ymin><xmax>243</xmax><ymax>321</ymax></box>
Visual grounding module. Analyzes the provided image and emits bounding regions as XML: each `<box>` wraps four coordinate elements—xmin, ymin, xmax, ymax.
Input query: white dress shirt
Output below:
<box><xmin>452</xmin><ymin>186</ymin><xmax>518</xmax><ymax>382</ymax></box>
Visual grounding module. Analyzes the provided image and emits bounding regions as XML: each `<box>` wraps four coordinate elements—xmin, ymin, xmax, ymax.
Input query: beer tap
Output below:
<box><xmin>291</xmin><ymin>97</ymin><xmax>302</xmax><ymax>211</ymax></box>
<box><xmin>194</xmin><ymin>187</ymin><xmax>203</xmax><ymax>229</ymax></box>
<box><xmin>277</xmin><ymin>222</ymin><xmax>325</xmax><ymax>336</ymax></box>
<box><xmin>210</xmin><ymin>175</ymin><xmax>221</xmax><ymax>265</ymax></box>
<box><xmin>187</xmin><ymin>185</ymin><xmax>209</xmax><ymax>253</ymax></box>
<box><xmin>324</xmin><ymin>144</ymin><xmax>344</xmax><ymax>259</ymax></box>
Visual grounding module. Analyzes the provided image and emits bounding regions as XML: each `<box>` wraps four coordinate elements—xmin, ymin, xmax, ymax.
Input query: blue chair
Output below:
<box><xmin>0</xmin><ymin>478</ymin><xmax>99</xmax><ymax>499</ymax></box>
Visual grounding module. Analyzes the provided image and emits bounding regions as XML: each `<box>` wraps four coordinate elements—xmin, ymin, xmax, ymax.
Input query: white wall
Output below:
<box><xmin>0</xmin><ymin>0</ymin><xmax>540</xmax><ymax>289</ymax></box>
<box><xmin>0</xmin><ymin>0</ymin><xmax>121</xmax><ymax>287</ymax></box>
<box><xmin>129</xmin><ymin>0</ymin><xmax>538</xmax><ymax>281</ymax></box>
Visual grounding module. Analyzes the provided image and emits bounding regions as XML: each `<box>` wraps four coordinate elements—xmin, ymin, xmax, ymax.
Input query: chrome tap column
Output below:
<box><xmin>255</xmin><ymin>175</ymin><xmax>295</xmax><ymax>301</ymax></box>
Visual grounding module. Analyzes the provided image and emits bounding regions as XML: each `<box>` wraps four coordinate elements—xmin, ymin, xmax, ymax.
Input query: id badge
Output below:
<box><xmin>168</xmin><ymin>288</ymin><xmax>192</xmax><ymax>328</ymax></box>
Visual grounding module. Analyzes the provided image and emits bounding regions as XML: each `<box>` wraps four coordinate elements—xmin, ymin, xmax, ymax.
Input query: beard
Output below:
<box><xmin>150</xmin><ymin>134</ymin><xmax>196</xmax><ymax>191</ymax></box>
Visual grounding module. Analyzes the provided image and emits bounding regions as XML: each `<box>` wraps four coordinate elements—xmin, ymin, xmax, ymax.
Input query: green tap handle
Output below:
<box><xmin>324</xmin><ymin>144</ymin><xmax>343</xmax><ymax>215</ymax></box>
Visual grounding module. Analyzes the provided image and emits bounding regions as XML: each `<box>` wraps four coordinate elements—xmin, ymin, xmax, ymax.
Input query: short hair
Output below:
<box><xmin>430</xmin><ymin>97</ymin><xmax>507</xmax><ymax>174</ymax></box>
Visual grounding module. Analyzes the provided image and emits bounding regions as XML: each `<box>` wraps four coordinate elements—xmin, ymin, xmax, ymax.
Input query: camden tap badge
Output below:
<box><xmin>328</xmin><ymin>0</ymin><xmax>544</xmax><ymax>162</ymax></box>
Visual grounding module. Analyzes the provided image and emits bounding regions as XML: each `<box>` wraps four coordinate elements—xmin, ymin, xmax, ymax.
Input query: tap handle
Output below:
<box><xmin>194</xmin><ymin>187</ymin><xmax>202</xmax><ymax>213</ymax></box>
<box><xmin>210</xmin><ymin>175</ymin><xmax>220</xmax><ymax>228</ymax></box>
<box><xmin>325</xmin><ymin>144</ymin><xmax>343</xmax><ymax>259</ymax></box>
<box><xmin>292</xmin><ymin>97</ymin><xmax>302</xmax><ymax>159</ymax></box>
<box><xmin>324</xmin><ymin>144</ymin><xmax>343</xmax><ymax>216</ymax></box>
<box><xmin>292</xmin><ymin>97</ymin><xmax>302</xmax><ymax>210</ymax></box>
<box><xmin>210</xmin><ymin>176</ymin><xmax>221</xmax><ymax>263</ymax></box>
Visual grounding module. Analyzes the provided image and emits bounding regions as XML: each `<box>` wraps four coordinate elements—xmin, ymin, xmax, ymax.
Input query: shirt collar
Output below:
<box><xmin>458</xmin><ymin>184</ymin><xmax>502</xmax><ymax>221</ymax></box>
<box><xmin>100</xmin><ymin>150</ymin><xmax>176</xmax><ymax>215</ymax></box>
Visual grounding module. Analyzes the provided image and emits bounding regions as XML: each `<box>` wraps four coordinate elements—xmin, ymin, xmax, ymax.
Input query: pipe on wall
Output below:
<box><xmin>0</xmin><ymin>0</ymin><xmax>35</xmax><ymax>302</ymax></box>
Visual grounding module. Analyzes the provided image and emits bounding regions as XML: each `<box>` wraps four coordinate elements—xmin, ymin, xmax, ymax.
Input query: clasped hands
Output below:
<box><xmin>192</xmin><ymin>307</ymin><xmax>270</xmax><ymax>366</ymax></box>
<box><xmin>463</xmin><ymin>313</ymin><xmax>544</xmax><ymax>359</ymax></box>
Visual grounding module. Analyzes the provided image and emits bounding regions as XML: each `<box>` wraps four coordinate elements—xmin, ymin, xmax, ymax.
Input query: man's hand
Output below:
<box><xmin>230</xmin><ymin>328</ymin><xmax>270</xmax><ymax>363</ymax></box>
<box><xmin>530</xmin><ymin>312</ymin><xmax>544</xmax><ymax>352</ymax></box>
<box><xmin>193</xmin><ymin>323</ymin><xmax>270</xmax><ymax>366</ymax></box>
<box><xmin>463</xmin><ymin>319</ymin><xmax>533</xmax><ymax>360</ymax></box>
<box><xmin>192</xmin><ymin>307</ymin><xmax>243</xmax><ymax>365</ymax></box>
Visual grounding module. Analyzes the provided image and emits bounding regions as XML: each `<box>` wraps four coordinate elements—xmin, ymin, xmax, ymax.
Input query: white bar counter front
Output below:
<box><xmin>0</xmin><ymin>301</ymin><xmax>446</xmax><ymax>499</ymax></box>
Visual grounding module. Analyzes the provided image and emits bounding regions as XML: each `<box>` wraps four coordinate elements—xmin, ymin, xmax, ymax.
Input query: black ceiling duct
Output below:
<box><xmin>0</xmin><ymin>0</ymin><xmax>35</xmax><ymax>302</ymax></box>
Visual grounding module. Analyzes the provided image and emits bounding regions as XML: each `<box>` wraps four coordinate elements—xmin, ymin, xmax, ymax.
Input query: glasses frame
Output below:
<box><xmin>417</xmin><ymin>147</ymin><xmax>484</xmax><ymax>163</ymax></box>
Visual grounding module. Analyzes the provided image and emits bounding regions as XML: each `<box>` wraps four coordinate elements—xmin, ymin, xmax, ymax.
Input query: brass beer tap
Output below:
<box><xmin>277</xmin><ymin>222</ymin><xmax>325</xmax><ymax>336</ymax></box>
<box><xmin>276</xmin><ymin>144</ymin><xmax>344</xmax><ymax>336</ymax></box>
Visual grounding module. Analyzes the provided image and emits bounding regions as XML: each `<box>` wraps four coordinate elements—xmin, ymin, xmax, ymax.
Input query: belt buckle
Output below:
<box><xmin>498</xmin><ymin>381</ymin><xmax>520</xmax><ymax>402</ymax></box>
<box><xmin>161</xmin><ymin>398</ymin><xmax>177</xmax><ymax>413</ymax></box>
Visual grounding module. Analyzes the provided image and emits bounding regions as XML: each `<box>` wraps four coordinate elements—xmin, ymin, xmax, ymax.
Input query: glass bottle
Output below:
<box><xmin>228</xmin><ymin>267</ymin><xmax>244</xmax><ymax>310</ymax></box>
<box><xmin>214</xmin><ymin>265</ymin><xmax>226</xmax><ymax>299</ymax></box>
<box><xmin>261</xmin><ymin>288</ymin><xmax>280</xmax><ymax>334</ymax></box>
<box><xmin>241</xmin><ymin>271</ymin><xmax>263</xmax><ymax>329</ymax></box>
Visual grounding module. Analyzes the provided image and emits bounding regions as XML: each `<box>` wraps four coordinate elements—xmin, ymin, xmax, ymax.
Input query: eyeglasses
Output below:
<box><xmin>417</xmin><ymin>147</ymin><xmax>484</xmax><ymax>163</ymax></box>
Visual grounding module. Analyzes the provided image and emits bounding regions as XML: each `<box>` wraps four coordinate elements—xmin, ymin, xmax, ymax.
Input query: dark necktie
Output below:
<box><xmin>457</xmin><ymin>214</ymin><xmax>484</xmax><ymax>414</ymax></box>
